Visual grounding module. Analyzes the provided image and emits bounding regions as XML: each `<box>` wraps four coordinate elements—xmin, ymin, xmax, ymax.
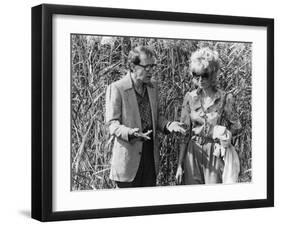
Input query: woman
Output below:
<box><xmin>176</xmin><ymin>47</ymin><xmax>241</xmax><ymax>185</ymax></box>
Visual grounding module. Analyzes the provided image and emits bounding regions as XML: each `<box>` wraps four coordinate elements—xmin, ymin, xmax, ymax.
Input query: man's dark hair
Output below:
<box><xmin>128</xmin><ymin>46</ymin><xmax>155</xmax><ymax>66</ymax></box>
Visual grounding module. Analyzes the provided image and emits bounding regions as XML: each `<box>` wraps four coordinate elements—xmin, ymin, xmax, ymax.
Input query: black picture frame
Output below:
<box><xmin>31</xmin><ymin>3</ymin><xmax>274</xmax><ymax>222</ymax></box>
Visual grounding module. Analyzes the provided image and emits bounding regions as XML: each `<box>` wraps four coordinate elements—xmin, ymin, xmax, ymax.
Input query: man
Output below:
<box><xmin>105</xmin><ymin>46</ymin><xmax>186</xmax><ymax>188</ymax></box>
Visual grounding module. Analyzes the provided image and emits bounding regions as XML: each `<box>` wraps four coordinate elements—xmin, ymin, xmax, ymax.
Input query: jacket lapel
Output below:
<box><xmin>147</xmin><ymin>85</ymin><xmax>157</xmax><ymax>134</ymax></box>
<box><xmin>123</xmin><ymin>73</ymin><xmax>142</xmax><ymax>131</ymax></box>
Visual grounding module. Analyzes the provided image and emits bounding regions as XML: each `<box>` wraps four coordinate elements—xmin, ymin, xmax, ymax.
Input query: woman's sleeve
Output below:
<box><xmin>179</xmin><ymin>92</ymin><xmax>191</xmax><ymax>144</ymax></box>
<box><xmin>224</xmin><ymin>93</ymin><xmax>242</xmax><ymax>134</ymax></box>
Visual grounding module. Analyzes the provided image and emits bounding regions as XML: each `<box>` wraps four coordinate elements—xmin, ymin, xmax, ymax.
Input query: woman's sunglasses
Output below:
<box><xmin>192</xmin><ymin>72</ymin><xmax>210</xmax><ymax>79</ymax></box>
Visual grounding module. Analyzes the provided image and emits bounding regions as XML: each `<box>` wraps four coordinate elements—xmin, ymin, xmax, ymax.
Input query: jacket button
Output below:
<box><xmin>139</xmin><ymin>152</ymin><xmax>142</xmax><ymax>155</ymax></box>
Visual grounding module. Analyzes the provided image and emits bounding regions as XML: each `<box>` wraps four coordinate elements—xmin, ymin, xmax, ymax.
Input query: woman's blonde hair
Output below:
<box><xmin>189</xmin><ymin>47</ymin><xmax>220</xmax><ymax>87</ymax></box>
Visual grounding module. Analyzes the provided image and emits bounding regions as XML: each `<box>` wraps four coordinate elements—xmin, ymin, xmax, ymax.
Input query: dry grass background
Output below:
<box><xmin>71</xmin><ymin>35</ymin><xmax>252</xmax><ymax>190</ymax></box>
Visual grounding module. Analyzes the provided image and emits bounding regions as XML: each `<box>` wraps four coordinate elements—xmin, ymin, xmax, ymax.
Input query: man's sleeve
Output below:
<box><xmin>154</xmin><ymin>84</ymin><xmax>169</xmax><ymax>133</ymax></box>
<box><xmin>105</xmin><ymin>83</ymin><xmax>131</xmax><ymax>142</ymax></box>
<box><xmin>158</xmin><ymin>115</ymin><xmax>170</xmax><ymax>134</ymax></box>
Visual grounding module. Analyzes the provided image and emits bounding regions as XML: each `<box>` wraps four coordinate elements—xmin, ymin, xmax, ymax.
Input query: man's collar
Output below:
<box><xmin>122</xmin><ymin>71</ymin><xmax>155</xmax><ymax>92</ymax></box>
<box><xmin>130</xmin><ymin>73</ymin><xmax>144</xmax><ymax>91</ymax></box>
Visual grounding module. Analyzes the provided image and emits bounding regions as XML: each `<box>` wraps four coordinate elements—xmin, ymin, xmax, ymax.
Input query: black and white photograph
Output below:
<box><xmin>71</xmin><ymin>35</ymin><xmax>252</xmax><ymax>190</ymax></box>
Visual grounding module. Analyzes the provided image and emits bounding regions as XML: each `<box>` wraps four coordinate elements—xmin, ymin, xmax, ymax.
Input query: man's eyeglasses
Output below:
<box><xmin>137</xmin><ymin>63</ymin><xmax>157</xmax><ymax>71</ymax></box>
<box><xmin>192</xmin><ymin>72</ymin><xmax>210</xmax><ymax>79</ymax></box>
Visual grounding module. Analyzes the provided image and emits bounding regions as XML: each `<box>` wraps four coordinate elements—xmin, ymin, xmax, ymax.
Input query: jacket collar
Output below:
<box><xmin>196</xmin><ymin>87</ymin><xmax>221</xmax><ymax>101</ymax></box>
<box><xmin>122</xmin><ymin>72</ymin><xmax>134</xmax><ymax>91</ymax></box>
<box><xmin>194</xmin><ymin>87</ymin><xmax>223</xmax><ymax>110</ymax></box>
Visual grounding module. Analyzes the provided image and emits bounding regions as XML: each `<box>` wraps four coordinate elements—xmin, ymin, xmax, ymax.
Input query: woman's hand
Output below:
<box><xmin>219</xmin><ymin>129</ymin><xmax>232</xmax><ymax>149</ymax></box>
<box><xmin>212</xmin><ymin>125</ymin><xmax>232</xmax><ymax>148</ymax></box>
<box><xmin>175</xmin><ymin>165</ymin><xmax>184</xmax><ymax>185</ymax></box>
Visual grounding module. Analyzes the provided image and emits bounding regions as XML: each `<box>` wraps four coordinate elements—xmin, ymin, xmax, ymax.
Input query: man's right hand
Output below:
<box><xmin>129</xmin><ymin>128</ymin><xmax>152</xmax><ymax>141</ymax></box>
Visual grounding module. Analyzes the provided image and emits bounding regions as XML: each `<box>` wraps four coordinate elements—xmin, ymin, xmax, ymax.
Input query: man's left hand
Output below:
<box><xmin>167</xmin><ymin>121</ymin><xmax>186</xmax><ymax>135</ymax></box>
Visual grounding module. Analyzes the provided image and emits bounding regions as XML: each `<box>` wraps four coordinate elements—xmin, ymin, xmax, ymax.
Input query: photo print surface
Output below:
<box><xmin>71</xmin><ymin>34</ymin><xmax>252</xmax><ymax>191</ymax></box>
